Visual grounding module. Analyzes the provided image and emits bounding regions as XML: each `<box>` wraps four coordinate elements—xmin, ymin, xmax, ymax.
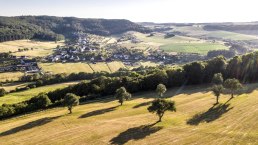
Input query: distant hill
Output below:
<box><xmin>0</xmin><ymin>16</ymin><xmax>151</xmax><ymax>42</ymax></box>
<box><xmin>203</xmin><ymin>23</ymin><xmax>258</xmax><ymax>35</ymax></box>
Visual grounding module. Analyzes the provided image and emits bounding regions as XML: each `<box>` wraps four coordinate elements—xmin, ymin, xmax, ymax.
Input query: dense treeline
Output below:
<box><xmin>0</xmin><ymin>16</ymin><xmax>151</xmax><ymax>42</ymax></box>
<box><xmin>1</xmin><ymin>51</ymin><xmax>258</xmax><ymax>119</ymax></box>
<box><xmin>0</xmin><ymin>17</ymin><xmax>64</xmax><ymax>42</ymax></box>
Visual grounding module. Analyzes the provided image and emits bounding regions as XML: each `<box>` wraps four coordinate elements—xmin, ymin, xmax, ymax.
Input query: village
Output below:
<box><xmin>45</xmin><ymin>32</ymin><xmax>206</xmax><ymax>66</ymax></box>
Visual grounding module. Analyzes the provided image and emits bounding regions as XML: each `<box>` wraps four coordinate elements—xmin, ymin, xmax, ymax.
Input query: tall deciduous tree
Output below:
<box><xmin>63</xmin><ymin>93</ymin><xmax>80</xmax><ymax>114</ymax></box>
<box><xmin>156</xmin><ymin>84</ymin><xmax>167</xmax><ymax>97</ymax></box>
<box><xmin>211</xmin><ymin>85</ymin><xmax>224</xmax><ymax>104</ymax></box>
<box><xmin>212</xmin><ymin>73</ymin><xmax>224</xmax><ymax>85</ymax></box>
<box><xmin>224</xmin><ymin>78</ymin><xmax>242</xmax><ymax>99</ymax></box>
<box><xmin>148</xmin><ymin>99</ymin><xmax>176</xmax><ymax>122</ymax></box>
<box><xmin>115</xmin><ymin>87</ymin><xmax>131</xmax><ymax>106</ymax></box>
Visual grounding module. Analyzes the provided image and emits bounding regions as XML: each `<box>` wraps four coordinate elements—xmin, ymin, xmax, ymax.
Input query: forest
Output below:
<box><xmin>0</xmin><ymin>16</ymin><xmax>151</xmax><ymax>42</ymax></box>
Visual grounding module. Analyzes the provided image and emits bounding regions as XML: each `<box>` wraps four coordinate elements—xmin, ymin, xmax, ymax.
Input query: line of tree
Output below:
<box><xmin>0</xmin><ymin>51</ymin><xmax>257</xmax><ymax>119</ymax></box>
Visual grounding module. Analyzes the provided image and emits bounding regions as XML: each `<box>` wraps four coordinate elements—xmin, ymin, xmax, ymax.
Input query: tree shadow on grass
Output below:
<box><xmin>187</xmin><ymin>103</ymin><xmax>233</xmax><ymax>126</ymax></box>
<box><xmin>133</xmin><ymin>101</ymin><xmax>152</xmax><ymax>109</ymax></box>
<box><xmin>110</xmin><ymin>122</ymin><xmax>163</xmax><ymax>145</ymax></box>
<box><xmin>0</xmin><ymin>115</ymin><xmax>62</xmax><ymax>137</ymax></box>
<box><xmin>79</xmin><ymin>106</ymin><xmax>119</xmax><ymax>118</ymax></box>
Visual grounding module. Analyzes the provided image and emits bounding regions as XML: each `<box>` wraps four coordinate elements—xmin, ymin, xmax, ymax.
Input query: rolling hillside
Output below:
<box><xmin>0</xmin><ymin>83</ymin><xmax>257</xmax><ymax>144</ymax></box>
<box><xmin>0</xmin><ymin>16</ymin><xmax>151</xmax><ymax>42</ymax></box>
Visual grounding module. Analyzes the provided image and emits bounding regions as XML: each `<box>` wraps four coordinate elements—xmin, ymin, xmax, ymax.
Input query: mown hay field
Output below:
<box><xmin>0</xmin><ymin>83</ymin><xmax>257</xmax><ymax>144</ymax></box>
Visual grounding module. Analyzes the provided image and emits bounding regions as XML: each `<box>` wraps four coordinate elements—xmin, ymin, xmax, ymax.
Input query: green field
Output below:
<box><xmin>0</xmin><ymin>40</ymin><xmax>64</xmax><ymax>57</ymax></box>
<box><xmin>0</xmin><ymin>81</ymin><xmax>79</xmax><ymax>105</ymax></box>
<box><xmin>0</xmin><ymin>84</ymin><xmax>257</xmax><ymax>144</ymax></box>
<box><xmin>132</xmin><ymin>32</ymin><xmax>228</xmax><ymax>54</ymax></box>
<box><xmin>160</xmin><ymin>43</ymin><xmax>228</xmax><ymax>54</ymax></box>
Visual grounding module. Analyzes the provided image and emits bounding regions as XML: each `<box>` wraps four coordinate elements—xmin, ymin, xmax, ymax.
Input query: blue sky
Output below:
<box><xmin>0</xmin><ymin>0</ymin><xmax>257</xmax><ymax>23</ymax></box>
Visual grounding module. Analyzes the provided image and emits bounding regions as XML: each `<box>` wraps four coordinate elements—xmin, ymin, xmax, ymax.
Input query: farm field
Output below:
<box><xmin>132</xmin><ymin>32</ymin><xmax>228</xmax><ymax>54</ymax></box>
<box><xmin>0</xmin><ymin>81</ymin><xmax>79</xmax><ymax>105</ymax></box>
<box><xmin>0</xmin><ymin>83</ymin><xmax>257</xmax><ymax>144</ymax></box>
<box><xmin>39</xmin><ymin>62</ymin><xmax>94</xmax><ymax>74</ymax></box>
<box><xmin>0</xmin><ymin>40</ymin><xmax>64</xmax><ymax>57</ymax></box>
<box><xmin>160</xmin><ymin>43</ymin><xmax>228</xmax><ymax>54</ymax></box>
<box><xmin>0</xmin><ymin>72</ymin><xmax>24</xmax><ymax>82</ymax></box>
<box><xmin>173</xmin><ymin>26</ymin><xmax>258</xmax><ymax>40</ymax></box>
<box><xmin>39</xmin><ymin>62</ymin><xmax>126</xmax><ymax>74</ymax></box>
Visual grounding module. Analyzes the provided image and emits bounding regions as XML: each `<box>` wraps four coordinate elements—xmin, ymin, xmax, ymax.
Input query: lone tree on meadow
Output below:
<box><xmin>156</xmin><ymin>84</ymin><xmax>167</xmax><ymax>97</ymax></box>
<box><xmin>63</xmin><ymin>93</ymin><xmax>80</xmax><ymax>114</ymax></box>
<box><xmin>211</xmin><ymin>85</ymin><xmax>224</xmax><ymax>104</ymax></box>
<box><xmin>0</xmin><ymin>88</ymin><xmax>6</xmax><ymax>97</ymax></box>
<box><xmin>115</xmin><ymin>87</ymin><xmax>132</xmax><ymax>106</ymax></box>
<box><xmin>212</xmin><ymin>73</ymin><xmax>224</xmax><ymax>85</ymax></box>
<box><xmin>148</xmin><ymin>98</ymin><xmax>176</xmax><ymax>122</ymax></box>
<box><xmin>224</xmin><ymin>78</ymin><xmax>242</xmax><ymax>99</ymax></box>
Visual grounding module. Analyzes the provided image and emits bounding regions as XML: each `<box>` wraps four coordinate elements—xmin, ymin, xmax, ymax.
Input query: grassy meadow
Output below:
<box><xmin>0</xmin><ymin>81</ymin><xmax>79</xmax><ymax>105</ymax></box>
<box><xmin>132</xmin><ymin>32</ymin><xmax>228</xmax><ymax>54</ymax></box>
<box><xmin>0</xmin><ymin>83</ymin><xmax>257</xmax><ymax>144</ymax></box>
<box><xmin>160</xmin><ymin>43</ymin><xmax>228</xmax><ymax>54</ymax></box>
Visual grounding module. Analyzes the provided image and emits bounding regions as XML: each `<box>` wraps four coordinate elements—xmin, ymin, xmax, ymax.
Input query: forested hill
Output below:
<box><xmin>0</xmin><ymin>16</ymin><xmax>151</xmax><ymax>42</ymax></box>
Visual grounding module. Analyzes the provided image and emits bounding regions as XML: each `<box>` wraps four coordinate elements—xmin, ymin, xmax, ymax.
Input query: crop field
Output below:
<box><xmin>0</xmin><ymin>40</ymin><xmax>64</xmax><ymax>57</ymax></box>
<box><xmin>0</xmin><ymin>81</ymin><xmax>79</xmax><ymax>105</ymax></box>
<box><xmin>0</xmin><ymin>83</ymin><xmax>257</xmax><ymax>144</ymax></box>
<box><xmin>39</xmin><ymin>61</ymin><xmax>141</xmax><ymax>74</ymax></box>
<box><xmin>0</xmin><ymin>72</ymin><xmax>24</xmax><ymax>82</ymax></box>
<box><xmin>39</xmin><ymin>63</ymin><xmax>94</xmax><ymax>74</ymax></box>
<box><xmin>106</xmin><ymin>61</ymin><xmax>126</xmax><ymax>72</ymax></box>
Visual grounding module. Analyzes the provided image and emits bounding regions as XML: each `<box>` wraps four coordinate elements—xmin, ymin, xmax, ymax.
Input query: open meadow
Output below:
<box><xmin>132</xmin><ymin>32</ymin><xmax>228</xmax><ymax>55</ymax></box>
<box><xmin>0</xmin><ymin>83</ymin><xmax>257</xmax><ymax>144</ymax></box>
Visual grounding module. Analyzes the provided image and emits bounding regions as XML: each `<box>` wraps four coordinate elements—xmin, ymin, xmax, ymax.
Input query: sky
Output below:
<box><xmin>0</xmin><ymin>0</ymin><xmax>257</xmax><ymax>23</ymax></box>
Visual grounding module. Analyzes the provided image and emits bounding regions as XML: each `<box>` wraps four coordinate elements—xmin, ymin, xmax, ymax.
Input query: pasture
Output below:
<box><xmin>0</xmin><ymin>83</ymin><xmax>257</xmax><ymax>144</ymax></box>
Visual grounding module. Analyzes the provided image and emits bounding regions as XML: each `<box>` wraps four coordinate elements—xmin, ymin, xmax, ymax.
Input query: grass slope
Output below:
<box><xmin>0</xmin><ymin>40</ymin><xmax>64</xmax><ymax>57</ymax></box>
<box><xmin>0</xmin><ymin>81</ymin><xmax>79</xmax><ymax>105</ymax></box>
<box><xmin>0</xmin><ymin>84</ymin><xmax>257</xmax><ymax>144</ymax></box>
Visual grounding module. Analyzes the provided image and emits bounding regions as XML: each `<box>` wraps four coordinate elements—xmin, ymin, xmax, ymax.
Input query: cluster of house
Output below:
<box><xmin>0</xmin><ymin>56</ymin><xmax>41</xmax><ymax>74</ymax></box>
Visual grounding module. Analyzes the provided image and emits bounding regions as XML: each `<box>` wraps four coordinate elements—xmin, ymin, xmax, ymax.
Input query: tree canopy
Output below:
<box><xmin>148</xmin><ymin>98</ymin><xmax>176</xmax><ymax>122</ymax></box>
